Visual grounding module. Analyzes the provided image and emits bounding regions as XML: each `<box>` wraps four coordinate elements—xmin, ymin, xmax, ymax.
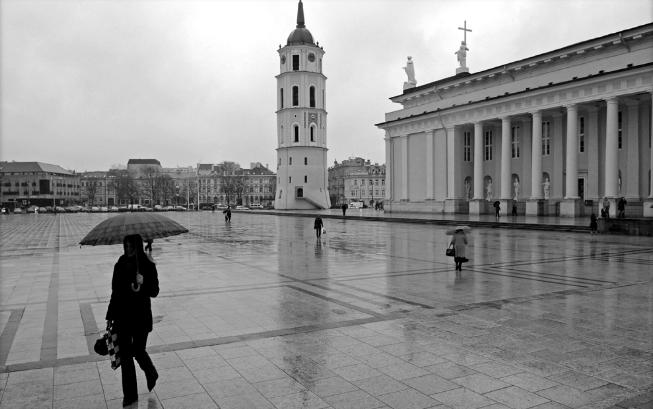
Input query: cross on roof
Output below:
<box><xmin>458</xmin><ymin>20</ymin><xmax>472</xmax><ymax>44</ymax></box>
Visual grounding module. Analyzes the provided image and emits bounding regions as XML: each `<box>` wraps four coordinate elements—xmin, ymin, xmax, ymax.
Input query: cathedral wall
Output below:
<box><xmin>407</xmin><ymin>133</ymin><xmax>426</xmax><ymax>201</ymax></box>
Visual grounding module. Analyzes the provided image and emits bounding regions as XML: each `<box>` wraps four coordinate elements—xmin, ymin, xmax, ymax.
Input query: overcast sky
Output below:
<box><xmin>1</xmin><ymin>0</ymin><xmax>651</xmax><ymax>172</ymax></box>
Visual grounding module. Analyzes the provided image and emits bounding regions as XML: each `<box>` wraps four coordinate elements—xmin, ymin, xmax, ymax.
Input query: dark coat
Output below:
<box><xmin>106</xmin><ymin>254</ymin><xmax>159</xmax><ymax>332</ymax></box>
<box><xmin>314</xmin><ymin>217</ymin><xmax>323</xmax><ymax>229</ymax></box>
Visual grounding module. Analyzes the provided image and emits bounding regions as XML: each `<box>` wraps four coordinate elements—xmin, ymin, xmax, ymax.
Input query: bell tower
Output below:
<box><xmin>274</xmin><ymin>0</ymin><xmax>331</xmax><ymax>210</ymax></box>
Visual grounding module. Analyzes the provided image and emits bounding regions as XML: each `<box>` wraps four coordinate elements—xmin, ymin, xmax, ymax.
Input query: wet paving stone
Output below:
<box><xmin>0</xmin><ymin>212</ymin><xmax>652</xmax><ymax>408</ymax></box>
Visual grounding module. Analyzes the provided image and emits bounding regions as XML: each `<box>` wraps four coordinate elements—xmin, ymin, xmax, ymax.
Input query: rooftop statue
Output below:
<box><xmin>403</xmin><ymin>56</ymin><xmax>417</xmax><ymax>90</ymax></box>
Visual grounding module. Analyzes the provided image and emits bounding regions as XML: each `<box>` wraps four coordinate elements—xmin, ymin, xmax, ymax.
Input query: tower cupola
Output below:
<box><xmin>286</xmin><ymin>0</ymin><xmax>314</xmax><ymax>45</ymax></box>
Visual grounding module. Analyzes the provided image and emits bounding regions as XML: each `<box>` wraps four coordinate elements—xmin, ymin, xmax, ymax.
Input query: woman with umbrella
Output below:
<box><xmin>449</xmin><ymin>226</ymin><xmax>469</xmax><ymax>272</ymax></box>
<box><xmin>81</xmin><ymin>213</ymin><xmax>187</xmax><ymax>407</ymax></box>
<box><xmin>106</xmin><ymin>234</ymin><xmax>159</xmax><ymax>407</ymax></box>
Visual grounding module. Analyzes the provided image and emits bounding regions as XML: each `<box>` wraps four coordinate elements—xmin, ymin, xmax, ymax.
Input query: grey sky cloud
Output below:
<box><xmin>1</xmin><ymin>0</ymin><xmax>651</xmax><ymax>171</ymax></box>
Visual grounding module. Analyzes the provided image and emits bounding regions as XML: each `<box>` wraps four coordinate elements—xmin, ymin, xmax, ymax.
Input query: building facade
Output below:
<box><xmin>274</xmin><ymin>0</ymin><xmax>331</xmax><ymax>210</ymax></box>
<box><xmin>80</xmin><ymin>171</ymin><xmax>116</xmax><ymax>206</ymax></box>
<box><xmin>377</xmin><ymin>23</ymin><xmax>653</xmax><ymax>218</ymax></box>
<box><xmin>328</xmin><ymin>157</ymin><xmax>385</xmax><ymax>207</ymax></box>
<box><xmin>0</xmin><ymin>161</ymin><xmax>80</xmax><ymax>209</ymax></box>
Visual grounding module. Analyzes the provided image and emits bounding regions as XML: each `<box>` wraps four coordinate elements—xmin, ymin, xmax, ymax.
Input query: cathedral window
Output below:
<box><xmin>292</xmin><ymin>86</ymin><xmax>299</xmax><ymax>106</ymax></box>
<box><xmin>294</xmin><ymin>125</ymin><xmax>299</xmax><ymax>142</ymax></box>
<box><xmin>280</xmin><ymin>88</ymin><xmax>284</xmax><ymax>108</ymax></box>
<box><xmin>463</xmin><ymin>131</ymin><xmax>471</xmax><ymax>162</ymax></box>
<box><xmin>304</xmin><ymin>157</ymin><xmax>308</xmax><ymax>165</ymax></box>
<box><xmin>310</xmin><ymin>127</ymin><xmax>314</xmax><ymax>142</ymax></box>
<box><xmin>484</xmin><ymin>130</ymin><xmax>493</xmax><ymax>161</ymax></box>
<box><xmin>618</xmin><ymin>111</ymin><xmax>622</xmax><ymax>149</ymax></box>
<box><xmin>289</xmin><ymin>157</ymin><xmax>292</xmax><ymax>165</ymax></box>
<box><xmin>309</xmin><ymin>86</ymin><xmax>315</xmax><ymax>107</ymax></box>
<box><xmin>511</xmin><ymin>126</ymin><xmax>520</xmax><ymax>158</ymax></box>
<box><xmin>289</xmin><ymin>176</ymin><xmax>292</xmax><ymax>183</ymax></box>
<box><xmin>542</xmin><ymin>121</ymin><xmax>551</xmax><ymax>156</ymax></box>
<box><xmin>579</xmin><ymin>117</ymin><xmax>585</xmax><ymax>153</ymax></box>
<box><xmin>304</xmin><ymin>175</ymin><xmax>307</xmax><ymax>183</ymax></box>
<box><xmin>292</xmin><ymin>55</ymin><xmax>299</xmax><ymax>70</ymax></box>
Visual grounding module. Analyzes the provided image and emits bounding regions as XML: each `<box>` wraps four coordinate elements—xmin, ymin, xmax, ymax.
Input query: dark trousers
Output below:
<box><xmin>118</xmin><ymin>329</ymin><xmax>156</xmax><ymax>399</ymax></box>
<box><xmin>315</xmin><ymin>228</ymin><xmax>321</xmax><ymax>238</ymax></box>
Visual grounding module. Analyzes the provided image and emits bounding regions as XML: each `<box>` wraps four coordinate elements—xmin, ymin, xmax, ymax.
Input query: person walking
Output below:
<box><xmin>223</xmin><ymin>205</ymin><xmax>232</xmax><ymax>222</ymax></box>
<box><xmin>493</xmin><ymin>201</ymin><xmax>501</xmax><ymax>219</ymax></box>
<box><xmin>314</xmin><ymin>216</ymin><xmax>323</xmax><ymax>238</ymax></box>
<box><xmin>450</xmin><ymin>228</ymin><xmax>468</xmax><ymax>272</ymax></box>
<box><xmin>144</xmin><ymin>239</ymin><xmax>152</xmax><ymax>253</ymax></box>
<box><xmin>106</xmin><ymin>234</ymin><xmax>159</xmax><ymax>407</ymax></box>
<box><xmin>341</xmin><ymin>203</ymin><xmax>348</xmax><ymax>217</ymax></box>
<box><xmin>589</xmin><ymin>213</ymin><xmax>598</xmax><ymax>234</ymax></box>
<box><xmin>617</xmin><ymin>197</ymin><xmax>627</xmax><ymax>218</ymax></box>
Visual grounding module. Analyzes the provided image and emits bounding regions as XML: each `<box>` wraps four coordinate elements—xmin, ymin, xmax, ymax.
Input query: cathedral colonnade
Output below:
<box><xmin>377</xmin><ymin>24</ymin><xmax>653</xmax><ymax>218</ymax></box>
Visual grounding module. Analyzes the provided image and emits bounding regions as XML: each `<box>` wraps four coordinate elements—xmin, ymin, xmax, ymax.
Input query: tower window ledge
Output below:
<box><xmin>593</xmin><ymin>45</ymin><xmax>603</xmax><ymax>50</ymax></box>
<box><xmin>576</xmin><ymin>49</ymin><xmax>585</xmax><ymax>54</ymax></box>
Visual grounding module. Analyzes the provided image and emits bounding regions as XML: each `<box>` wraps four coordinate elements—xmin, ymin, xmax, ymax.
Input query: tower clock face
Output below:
<box><xmin>281</xmin><ymin>55</ymin><xmax>286</xmax><ymax>64</ymax></box>
<box><xmin>308</xmin><ymin>53</ymin><xmax>315</xmax><ymax>62</ymax></box>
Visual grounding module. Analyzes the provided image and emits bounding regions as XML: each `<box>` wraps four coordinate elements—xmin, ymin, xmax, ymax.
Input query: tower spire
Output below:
<box><xmin>296</xmin><ymin>0</ymin><xmax>305</xmax><ymax>28</ymax></box>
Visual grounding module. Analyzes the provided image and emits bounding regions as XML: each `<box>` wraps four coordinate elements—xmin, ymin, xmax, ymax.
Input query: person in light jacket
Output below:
<box><xmin>106</xmin><ymin>234</ymin><xmax>159</xmax><ymax>407</ymax></box>
<box><xmin>450</xmin><ymin>229</ymin><xmax>468</xmax><ymax>272</ymax></box>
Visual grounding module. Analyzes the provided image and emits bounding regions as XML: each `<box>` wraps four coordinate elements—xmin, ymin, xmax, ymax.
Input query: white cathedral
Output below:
<box><xmin>274</xmin><ymin>0</ymin><xmax>331</xmax><ymax>210</ymax></box>
<box><xmin>377</xmin><ymin>23</ymin><xmax>653</xmax><ymax>218</ymax></box>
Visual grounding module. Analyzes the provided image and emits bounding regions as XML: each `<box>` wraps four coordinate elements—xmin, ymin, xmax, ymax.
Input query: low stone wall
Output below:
<box><xmin>597</xmin><ymin>218</ymin><xmax>653</xmax><ymax>236</ymax></box>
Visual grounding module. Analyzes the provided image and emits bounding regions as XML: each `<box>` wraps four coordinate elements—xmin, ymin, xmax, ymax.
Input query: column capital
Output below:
<box><xmin>530</xmin><ymin>110</ymin><xmax>542</xmax><ymax>117</ymax></box>
<box><xmin>564</xmin><ymin>103</ymin><xmax>578</xmax><ymax>111</ymax></box>
<box><xmin>499</xmin><ymin>116</ymin><xmax>511</xmax><ymax>122</ymax></box>
<box><xmin>605</xmin><ymin>96</ymin><xmax>619</xmax><ymax>105</ymax></box>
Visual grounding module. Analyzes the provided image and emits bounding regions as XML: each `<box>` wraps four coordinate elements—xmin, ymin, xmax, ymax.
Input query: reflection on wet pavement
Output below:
<box><xmin>0</xmin><ymin>212</ymin><xmax>651</xmax><ymax>408</ymax></box>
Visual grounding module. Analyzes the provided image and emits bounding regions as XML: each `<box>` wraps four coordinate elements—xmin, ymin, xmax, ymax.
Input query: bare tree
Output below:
<box><xmin>85</xmin><ymin>180</ymin><xmax>98</xmax><ymax>206</ymax></box>
<box><xmin>109</xmin><ymin>169</ymin><xmax>139</xmax><ymax>205</ymax></box>
<box><xmin>156</xmin><ymin>174</ymin><xmax>175</xmax><ymax>205</ymax></box>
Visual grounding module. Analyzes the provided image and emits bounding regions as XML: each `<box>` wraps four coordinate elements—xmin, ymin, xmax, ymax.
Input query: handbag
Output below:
<box><xmin>446</xmin><ymin>244</ymin><xmax>455</xmax><ymax>257</ymax></box>
<box><xmin>322</xmin><ymin>228</ymin><xmax>326</xmax><ymax>234</ymax></box>
<box><xmin>105</xmin><ymin>322</ymin><xmax>121</xmax><ymax>370</ymax></box>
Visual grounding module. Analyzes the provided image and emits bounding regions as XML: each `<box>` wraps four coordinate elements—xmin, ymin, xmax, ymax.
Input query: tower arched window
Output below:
<box><xmin>292</xmin><ymin>86</ymin><xmax>299</xmax><ymax>106</ymax></box>
<box><xmin>289</xmin><ymin>157</ymin><xmax>292</xmax><ymax>165</ymax></box>
<box><xmin>304</xmin><ymin>157</ymin><xmax>308</xmax><ymax>165</ymax></box>
<box><xmin>309</xmin><ymin>86</ymin><xmax>315</xmax><ymax>108</ymax></box>
<box><xmin>310</xmin><ymin>127</ymin><xmax>315</xmax><ymax>142</ymax></box>
<box><xmin>294</xmin><ymin>125</ymin><xmax>299</xmax><ymax>142</ymax></box>
<box><xmin>280</xmin><ymin>88</ymin><xmax>284</xmax><ymax>108</ymax></box>
<box><xmin>292</xmin><ymin>55</ymin><xmax>299</xmax><ymax>71</ymax></box>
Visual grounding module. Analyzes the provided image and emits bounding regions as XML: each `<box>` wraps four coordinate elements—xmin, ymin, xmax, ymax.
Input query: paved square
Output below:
<box><xmin>0</xmin><ymin>212</ymin><xmax>651</xmax><ymax>408</ymax></box>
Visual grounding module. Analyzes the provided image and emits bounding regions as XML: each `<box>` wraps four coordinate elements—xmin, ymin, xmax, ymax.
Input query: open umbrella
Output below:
<box><xmin>80</xmin><ymin>212</ymin><xmax>189</xmax><ymax>246</ymax></box>
<box><xmin>445</xmin><ymin>225</ymin><xmax>472</xmax><ymax>235</ymax></box>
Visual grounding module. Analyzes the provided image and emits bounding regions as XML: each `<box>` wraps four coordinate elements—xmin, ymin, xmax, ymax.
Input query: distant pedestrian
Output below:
<box><xmin>106</xmin><ymin>234</ymin><xmax>159</xmax><ymax>407</ymax></box>
<box><xmin>223</xmin><ymin>205</ymin><xmax>231</xmax><ymax>222</ymax></box>
<box><xmin>511</xmin><ymin>203</ymin><xmax>517</xmax><ymax>217</ymax></box>
<box><xmin>602</xmin><ymin>197</ymin><xmax>610</xmax><ymax>219</ymax></box>
<box><xmin>144</xmin><ymin>239</ymin><xmax>152</xmax><ymax>253</ymax></box>
<box><xmin>341</xmin><ymin>203</ymin><xmax>348</xmax><ymax>217</ymax></box>
<box><xmin>617</xmin><ymin>197</ymin><xmax>627</xmax><ymax>218</ymax></box>
<box><xmin>589</xmin><ymin>213</ymin><xmax>598</xmax><ymax>234</ymax></box>
<box><xmin>314</xmin><ymin>216</ymin><xmax>323</xmax><ymax>238</ymax></box>
<box><xmin>493</xmin><ymin>201</ymin><xmax>500</xmax><ymax>219</ymax></box>
<box><xmin>450</xmin><ymin>228</ymin><xmax>468</xmax><ymax>272</ymax></box>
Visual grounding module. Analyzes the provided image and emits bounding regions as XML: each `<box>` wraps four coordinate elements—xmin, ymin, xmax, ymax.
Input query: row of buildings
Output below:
<box><xmin>0</xmin><ymin>158</ymin><xmax>385</xmax><ymax>210</ymax></box>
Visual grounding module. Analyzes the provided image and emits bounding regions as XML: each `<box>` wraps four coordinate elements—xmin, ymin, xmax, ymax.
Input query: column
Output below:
<box><xmin>473</xmin><ymin>122</ymin><xmax>484</xmax><ymax>199</ymax></box>
<box><xmin>384</xmin><ymin>135</ymin><xmax>392</xmax><ymax>201</ymax></box>
<box><xmin>605</xmin><ymin>97</ymin><xmax>619</xmax><ymax>198</ymax></box>
<box><xmin>530</xmin><ymin>110</ymin><xmax>543</xmax><ymax>199</ymax></box>
<box><xmin>565</xmin><ymin>104</ymin><xmax>579</xmax><ymax>198</ymax></box>
<box><xmin>625</xmin><ymin>101</ymin><xmax>639</xmax><ymax>199</ymax></box>
<box><xmin>425</xmin><ymin>130</ymin><xmax>434</xmax><ymax>199</ymax></box>
<box><xmin>650</xmin><ymin>92</ymin><xmax>653</xmax><ymax>199</ymax></box>
<box><xmin>401</xmin><ymin>135</ymin><xmax>408</xmax><ymax>200</ymax></box>
<box><xmin>500</xmin><ymin>117</ymin><xmax>511</xmax><ymax>199</ymax></box>
<box><xmin>446</xmin><ymin>127</ymin><xmax>456</xmax><ymax>199</ymax></box>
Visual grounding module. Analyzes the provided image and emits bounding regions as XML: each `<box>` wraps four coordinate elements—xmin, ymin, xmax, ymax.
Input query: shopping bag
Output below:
<box><xmin>105</xmin><ymin>323</ymin><xmax>121</xmax><ymax>370</ymax></box>
<box><xmin>445</xmin><ymin>245</ymin><xmax>455</xmax><ymax>257</ymax></box>
<box><xmin>322</xmin><ymin>228</ymin><xmax>326</xmax><ymax>234</ymax></box>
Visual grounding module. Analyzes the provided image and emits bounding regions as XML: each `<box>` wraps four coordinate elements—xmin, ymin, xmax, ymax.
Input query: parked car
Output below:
<box><xmin>99</xmin><ymin>206</ymin><xmax>108</xmax><ymax>212</ymax></box>
<box><xmin>27</xmin><ymin>205</ymin><xmax>39</xmax><ymax>213</ymax></box>
<box><xmin>14</xmin><ymin>208</ymin><xmax>23</xmax><ymax>214</ymax></box>
<box><xmin>200</xmin><ymin>204</ymin><xmax>214</xmax><ymax>210</ymax></box>
<box><xmin>54</xmin><ymin>206</ymin><xmax>66</xmax><ymax>213</ymax></box>
<box><xmin>349</xmin><ymin>201</ymin><xmax>364</xmax><ymax>209</ymax></box>
<box><xmin>164</xmin><ymin>205</ymin><xmax>175</xmax><ymax>211</ymax></box>
<box><xmin>154</xmin><ymin>205</ymin><xmax>165</xmax><ymax>211</ymax></box>
<box><xmin>65</xmin><ymin>205</ymin><xmax>84</xmax><ymax>213</ymax></box>
<box><xmin>38</xmin><ymin>207</ymin><xmax>48</xmax><ymax>213</ymax></box>
<box><xmin>249</xmin><ymin>203</ymin><xmax>264</xmax><ymax>209</ymax></box>
<box><xmin>90</xmin><ymin>206</ymin><xmax>100</xmax><ymax>212</ymax></box>
<box><xmin>174</xmin><ymin>205</ymin><xmax>187</xmax><ymax>211</ymax></box>
<box><xmin>141</xmin><ymin>206</ymin><xmax>153</xmax><ymax>212</ymax></box>
<box><xmin>108</xmin><ymin>206</ymin><xmax>120</xmax><ymax>212</ymax></box>
<box><xmin>235</xmin><ymin>205</ymin><xmax>250</xmax><ymax>210</ymax></box>
<box><xmin>215</xmin><ymin>204</ymin><xmax>228</xmax><ymax>210</ymax></box>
